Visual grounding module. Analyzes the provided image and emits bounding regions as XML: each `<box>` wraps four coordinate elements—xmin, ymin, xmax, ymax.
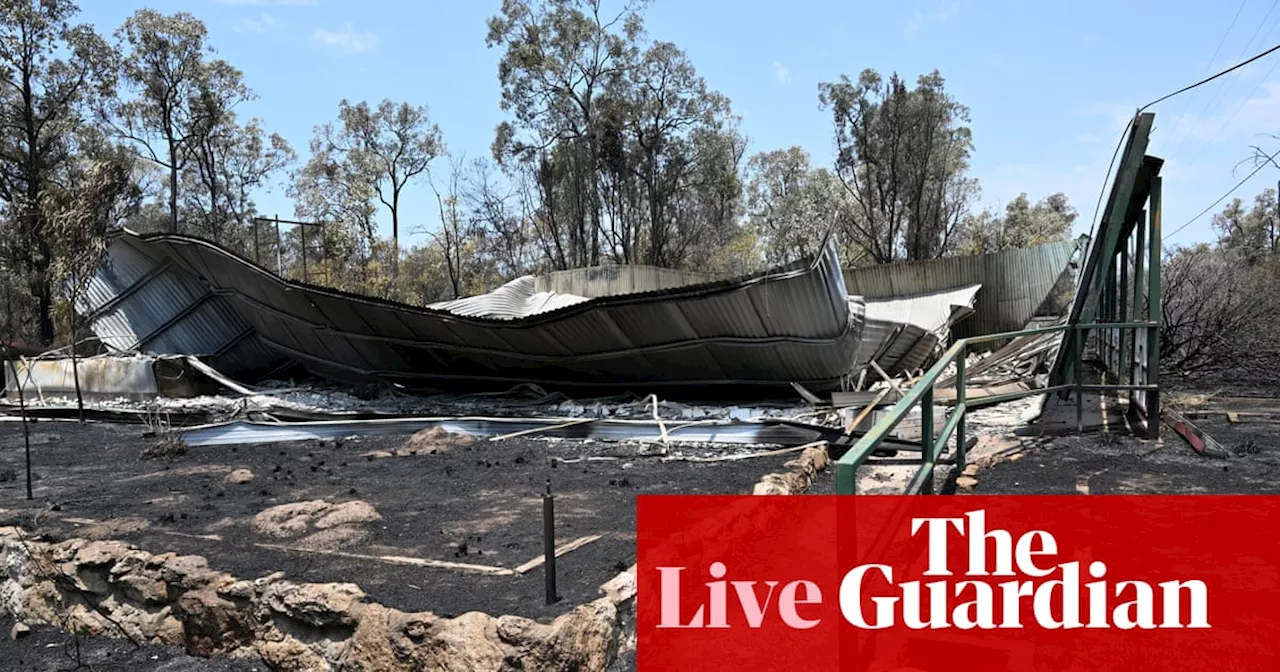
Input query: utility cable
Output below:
<box><xmin>1165</xmin><ymin>0</ymin><xmax>1280</xmax><ymax>160</ymax></box>
<box><xmin>1086</xmin><ymin>37</ymin><xmax>1280</xmax><ymax>245</ymax></box>
<box><xmin>1156</xmin><ymin>0</ymin><xmax>1249</xmax><ymax>155</ymax></box>
<box><xmin>1166</xmin><ymin>147</ymin><xmax>1280</xmax><ymax>240</ymax></box>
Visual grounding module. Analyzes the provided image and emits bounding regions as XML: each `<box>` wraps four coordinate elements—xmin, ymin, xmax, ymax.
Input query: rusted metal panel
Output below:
<box><xmin>115</xmin><ymin>233</ymin><xmax>865</xmax><ymax>392</ymax></box>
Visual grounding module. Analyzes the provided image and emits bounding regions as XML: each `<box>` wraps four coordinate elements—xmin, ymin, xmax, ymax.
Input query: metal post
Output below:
<box><xmin>955</xmin><ymin>344</ymin><xmax>966</xmax><ymax>467</ymax></box>
<box><xmin>1118</xmin><ymin>237</ymin><xmax>1129</xmax><ymax>381</ymax></box>
<box><xmin>921</xmin><ymin>387</ymin><xmax>934</xmax><ymax>494</ymax></box>
<box><xmin>300</xmin><ymin>222</ymin><xmax>308</xmax><ymax>283</ymax></box>
<box><xmin>253</xmin><ymin>218</ymin><xmax>261</xmax><ymax>265</ymax></box>
<box><xmin>320</xmin><ymin>220</ymin><xmax>328</xmax><ymax>284</ymax></box>
<box><xmin>274</xmin><ymin>215</ymin><xmax>283</xmax><ymax>276</ymax></box>
<box><xmin>1075</xmin><ymin>325</ymin><xmax>1085</xmax><ymax>434</ymax></box>
<box><xmin>1131</xmin><ymin>214</ymin><xmax>1146</xmax><ymax>396</ymax></box>
<box><xmin>543</xmin><ymin>480</ymin><xmax>559</xmax><ymax>605</ymax></box>
<box><xmin>1146</xmin><ymin>176</ymin><xmax>1162</xmax><ymax>439</ymax></box>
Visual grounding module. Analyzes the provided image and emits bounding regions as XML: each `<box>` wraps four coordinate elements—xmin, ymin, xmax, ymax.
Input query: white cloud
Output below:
<box><xmin>905</xmin><ymin>0</ymin><xmax>960</xmax><ymax>38</ymax></box>
<box><xmin>311</xmin><ymin>22</ymin><xmax>378</xmax><ymax>54</ymax></box>
<box><xmin>233</xmin><ymin>13</ymin><xmax>277</xmax><ymax>34</ymax></box>
<box><xmin>772</xmin><ymin>61</ymin><xmax>790</xmax><ymax>85</ymax></box>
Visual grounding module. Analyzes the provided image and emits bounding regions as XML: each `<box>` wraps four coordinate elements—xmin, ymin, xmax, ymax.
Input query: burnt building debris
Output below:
<box><xmin>40</xmin><ymin>231</ymin><xmax>1078</xmax><ymax>399</ymax></box>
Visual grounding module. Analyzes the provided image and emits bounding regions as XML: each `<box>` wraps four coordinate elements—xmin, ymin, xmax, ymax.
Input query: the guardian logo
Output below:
<box><xmin>655</xmin><ymin>509</ymin><xmax>1209</xmax><ymax>631</ymax></box>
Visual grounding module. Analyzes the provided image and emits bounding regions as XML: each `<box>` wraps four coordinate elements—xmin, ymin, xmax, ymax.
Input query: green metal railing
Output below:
<box><xmin>834</xmin><ymin>321</ymin><xmax>1159</xmax><ymax>495</ymax></box>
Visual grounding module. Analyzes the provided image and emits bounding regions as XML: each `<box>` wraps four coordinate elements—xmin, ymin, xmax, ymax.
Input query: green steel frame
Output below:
<box><xmin>834</xmin><ymin>113</ymin><xmax>1163</xmax><ymax>495</ymax></box>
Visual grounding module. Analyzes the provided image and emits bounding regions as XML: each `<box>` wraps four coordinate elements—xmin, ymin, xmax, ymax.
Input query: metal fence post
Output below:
<box><xmin>1146</xmin><ymin>176</ymin><xmax>1162</xmax><ymax>439</ymax></box>
<box><xmin>543</xmin><ymin>480</ymin><xmax>559</xmax><ymax>605</ymax></box>
<box><xmin>921</xmin><ymin>387</ymin><xmax>934</xmax><ymax>494</ymax></box>
<box><xmin>274</xmin><ymin>214</ymin><xmax>283</xmax><ymax>276</ymax></box>
<box><xmin>955</xmin><ymin>344</ymin><xmax>966</xmax><ymax>467</ymax></box>
<box><xmin>1075</xmin><ymin>325</ymin><xmax>1085</xmax><ymax>434</ymax></box>
<box><xmin>300</xmin><ymin>222</ymin><xmax>308</xmax><ymax>283</ymax></box>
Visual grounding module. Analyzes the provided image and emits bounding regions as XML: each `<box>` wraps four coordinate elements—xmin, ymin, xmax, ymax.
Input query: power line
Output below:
<box><xmin>1140</xmin><ymin>40</ymin><xmax>1280</xmax><ymax>112</ymax></box>
<box><xmin>1156</xmin><ymin>0</ymin><xmax>1249</xmax><ymax>156</ymax></box>
<box><xmin>1184</xmin><ymin>53</ymin><xmax>1280</xmax><ymax>168</ymax></box>
<box><xmin>1166</xmin><ymin>147</ymin><xmax>1280</xmax><ymax>240</ymax></box>
<box><xmin>1165</xmin><ymin>0</ymin><xmax>1280</xmax><ymax>160</ymax></box>
<box><xmin>1086</xmin><ymin>37</ymin><xmax>1280</xmax><ymax>244</ymax></box>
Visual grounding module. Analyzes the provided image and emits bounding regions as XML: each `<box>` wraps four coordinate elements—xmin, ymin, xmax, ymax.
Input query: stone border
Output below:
<box><xmin>0</xmin><ymin>526</ymin><xmax>636</xmax><ymax>671</ymax></box>
<box><xmin>0</xmin><ymin>444</ymin><xmax>831</xmax><ymax>670</ymax></box>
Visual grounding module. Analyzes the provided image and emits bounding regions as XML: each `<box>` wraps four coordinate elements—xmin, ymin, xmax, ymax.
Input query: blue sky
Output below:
<box><xmin>76</xmin><ymin>0</ymin><xmax>1280</xmax><ymax>250</ymax></box>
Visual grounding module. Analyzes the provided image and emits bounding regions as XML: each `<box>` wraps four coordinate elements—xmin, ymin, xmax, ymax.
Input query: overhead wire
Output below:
<box><xmin>1155</xmin><ymin>0</ymin><xmax>1249</xmax><ymax>156</ymax></box>
<box><xmin>1084</xmin><ymin>34</ymin><xmax>1280</xmax><ymax>246</ymax></box>
<box><xmin>1183</xmin><ymin>10</ymin><xmax>1280</xmax><ymax>167</ymax></box>
<box><xmin>1165</xmin><ymin>147</ymin><xmax>1280</xmax><ymax>240</ymax></box>
<box><xmin>1165</xmin><ymin>0</ymin><xmax>1280</xmax><ymax>160</ymax></box>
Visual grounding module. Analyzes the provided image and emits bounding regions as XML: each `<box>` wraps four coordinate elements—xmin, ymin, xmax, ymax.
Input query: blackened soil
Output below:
<box><xmin>0</xmin><ymin>613</ymin><xmax>261</xmax><ymax>672</ymax></box>
<box><xmin>0</xmin><ymin>421</ymin><xmax>788</xmax><ymax>622</ymax></box>
<box><xmin>974</xmin><ymin>421</ymin><xmax>1280</xmax><ymax>494</ymax></box>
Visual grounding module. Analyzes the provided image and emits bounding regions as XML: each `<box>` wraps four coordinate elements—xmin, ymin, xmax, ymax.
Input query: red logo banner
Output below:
<box><xmin>636</xmin><ymin>495</ymin><xmax>1280</xmax><ymax>671</ymax></box>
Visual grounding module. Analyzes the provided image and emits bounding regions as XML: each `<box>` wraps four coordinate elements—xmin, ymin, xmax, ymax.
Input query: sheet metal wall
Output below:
<box><xmin>841</xmin><ymin>240</ymin><xmax>1080</xmax><ymax>339</ymax></box>
<box><xmin>534</xmin><ymin>265</ymin><xmax>714</xmax><ymax>298</ymax></box>
<box><xmin>82</xmin><ymin>236</ymin><xmax>288</xmax><ymax>380</ymax></box>
<box><xmin>126</xmin><ymin>233</ymin><xmax>865</xmax><ymax>392</ymax></box>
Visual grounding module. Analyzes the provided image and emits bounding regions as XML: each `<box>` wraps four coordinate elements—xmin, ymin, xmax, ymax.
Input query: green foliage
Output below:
<box><xmin>819</xmin><ymin>69</ymin><xmax>978</xmax><ymax>263</ymax></box>
<box><xmin>111</xmin><ymin>9</ymin><xmax>294</xmax><ymax>245</ymax></box>
<box><xmin>744</xmin><ymin>147</ymin><xmax>846</xmax><ymax>267</ymax></box>
<box><xmin>1211</xmin><ymin>189</ymin><xmax>1280</xmax><ymax>263</ymax></box>
<box><xmin>486</xmin><ymin>0</ymin><xmax>743</xmax><ymax>270</ymax></box>
<box><xmin>957</xmin><ymin>192</ymin><xmax>1076</xmax><ymax>255</ymax></box>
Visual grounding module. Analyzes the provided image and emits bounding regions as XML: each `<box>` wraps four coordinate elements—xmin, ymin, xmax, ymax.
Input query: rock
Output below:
<box><xmin>417</xmin><ymin>611</ymin><xmax>508</xmax><ymax>670</ymax></box>
<box><xmin>956</xmin><ymin>475</ymin><xmax>979</xmax><ymax>489</ymax></box>
<box><xmin>263</xmin><ymin>581</ymin><xmax>366</xmax><ymax>627</ymax></box>
<box><xmin>341</xmin><ymin>604</ymin><xmax>439</xmax><ymax>672</ymax></box>
<box><xmin>224</xmin><ymin>469</ymin><xmax>255</xmax><ymax>484</ymax></box>
<box><xmin>175</xmin><ymin>588</ymin><xmax>257</xmax><ymax>657</ymax></box>
<box><xmin>257</xmin><ymin>637</ymin><xmax>329</xmax><ymax>672</ymax></box>
<box><xmin>313</xmin><ymin>501</ymin><xmax>381</xmax><ymax>530</ymax></box>
<box><xmin>403</xmin><ymin>427</ymin><xmax>476</xmax><ymax>455</ymax></box>
<box><xmin>10</xmin><ymin>622</ymin><xmax>30</xmax><ymax>640</ymax></box>
<box><xmin>961</xmin><ymin>464</ymin><xmax>981</xmax><ymax>477</ymax></box>
<box><xmin>252</xmin><ymin>500</ymin><xmax>380</xmax><ymax>540</ymax></box>
<box><xmin>73</xmin><ymin>540</ymin><xmax>132</xmax><ymax>567</ymax></box>
<box><xmin>252</xmin><ymin>500</ymin><xmax>332</xmax><ymax>538</ymax></box>
<box><xmin>599</xmin><ymin>568</ymin><xmax>637</xmax><ymax>604</ymax></box>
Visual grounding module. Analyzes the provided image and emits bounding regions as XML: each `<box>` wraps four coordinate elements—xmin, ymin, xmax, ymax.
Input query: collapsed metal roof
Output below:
<box><xmin>104</xmin><ymin>232</ymin><xmax>865</xmax><ymax>392</ymax></box>
<box><xmin>855</xmin><ymin>284</ymin><xmax>983</xmax><ymax>377</ymax></box>
<box><xmin>842</xmin><ymin>239</ymin><xmax>1081</xmax><ymax>339</ymax></box>
<box><xmin>80</xmin><ymin>235</ymin><xmax>289</xmax><ymax>380</ymax></box>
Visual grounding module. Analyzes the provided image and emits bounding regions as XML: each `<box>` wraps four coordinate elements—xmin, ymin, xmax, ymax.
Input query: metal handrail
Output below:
<box><xmin>834</xmin><ymin>321</ymin><xmax>1159</xmax><ymax>495</ymax></box>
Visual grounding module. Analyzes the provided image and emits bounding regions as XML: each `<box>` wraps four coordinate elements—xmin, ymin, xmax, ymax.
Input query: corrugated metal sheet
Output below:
<box><xmin>852</xmin><ymin>285</ymin><xmax>982</xmax><ymax>377</ymax></box>
<box><xmin>533</xmin><ymin>265</ymin><xmax>712</xmax><ymax>297</ymax></box>
<box><xmin>3</xmin><ymin>355</ymin><xmax>206</xmax><ymax>400</ymax></box>
<box><xmin>863</xmin><ymin>284</ymin><xmax>981</xmax><ymax>334</ymax></box>
<box><xmin>117</xmin><ymin>233</ymin><xmax>866</xmax><ymax>392</ymax></box>
<box><xmin>428</xmin><ymin>276</ymin><xmax>589</xmax><ymax>318</ymax></box>
<box><xmin>842</xmin><ymin>240</ymin><xmax>1081</xmax><ymax>340</ymax></box>
<box><xmin>82</xmin><ymin>236</ymin><xmax>289</xmax><ymax>380</ymax></box>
